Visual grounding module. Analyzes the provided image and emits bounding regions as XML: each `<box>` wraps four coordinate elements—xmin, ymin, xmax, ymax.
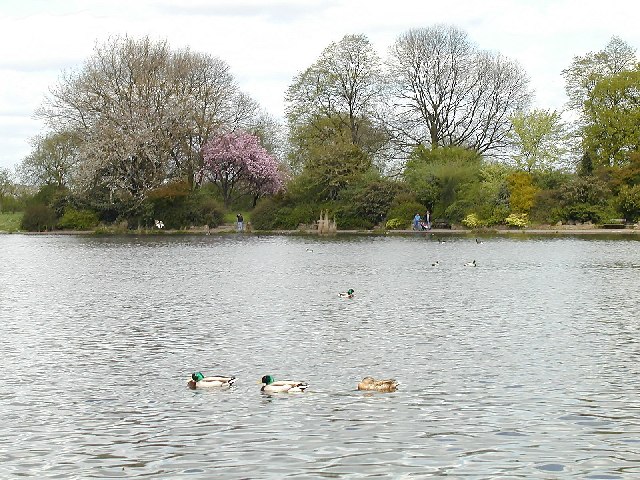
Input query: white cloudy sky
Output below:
<box><xmin>1</xmin><ymin>0</ymin><xmax>639</xmax><ymax>170</ymax></box>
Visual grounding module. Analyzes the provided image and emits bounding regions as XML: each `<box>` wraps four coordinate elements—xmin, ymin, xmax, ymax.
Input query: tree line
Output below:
<box><xmin>1</xmin><ymin>27</ymin><xmax>639</xmax><ymax>231</ymax></box>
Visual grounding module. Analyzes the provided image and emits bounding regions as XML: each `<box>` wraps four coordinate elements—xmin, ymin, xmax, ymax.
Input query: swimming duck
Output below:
<box><xmin>357</xmin><ymin>376</ymin><xmax>399</xmax><ymax>392</ymax></box>
<box><xmin>188</xmin><ymin>372</ymin><xmax>236</xmax><ymax>389</ymax></box>
<box><xmin>475</xmin><ymin>238</ymin><xmax>484</xmax><ymax>244</ymax></box>
<box><xmin>464</xmin><ymin>260</ymin><xmax>477</xmax><ymax>267</ymax></box>
<box><xmin>260</xmin><ymin>375</ymin><xmax>309</xmax><ymax>393</ymax></box>
<box><xmin>339</xmin><ymin>289</ymin><xmax>355</xmax><ymax>298</ymax></box>
<box><xmin>431</xmin><ymin>261</ymin><xmax>439</xmax><ymax>267</ymax></box>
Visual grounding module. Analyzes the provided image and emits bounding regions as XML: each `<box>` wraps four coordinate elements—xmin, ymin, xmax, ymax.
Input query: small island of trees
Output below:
<box><xmin>1</xmin><ymin>28</ymin><xmax>639</xmax><ymax>233</ymax></box>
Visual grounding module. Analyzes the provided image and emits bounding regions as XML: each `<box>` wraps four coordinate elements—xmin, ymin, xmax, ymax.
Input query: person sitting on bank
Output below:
<box><xmin>413</xmin><ymin>213</ymin><xmax>421</xmax><ymax>230</ymax></box>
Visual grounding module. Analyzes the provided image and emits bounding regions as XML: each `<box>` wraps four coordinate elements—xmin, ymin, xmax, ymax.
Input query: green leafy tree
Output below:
<box><xmin>286</xmin><ymin>34</ymin><xmax>385</xmax><ymax>155</ymax></box>
<box><xmin>19</xmin><ymin>131</ymin><xmax>80</xmax><ymax>188</ymax></box>
<box><xmin>583</xmin><ymin>67</ymin><xmax>640</xmax><ymax>167</ymax></box>
<box><xmin>404</xmin><ymin>146</ymin><xmax>482</xmax><ymax>220</ymax></box>
<box><xmin>618</xmin><ymin>184</ymin><xmax>640</xmax><ymax>221</ymax></box>
<box><xmin>508</xmin><ymin>109</ymin><xmax>569</xmax><ymax>172</ymax></box>
<box><xmin>0</xmin><ymin>167</ymin><xmax>15</xmax><ymax>212</ymax></box>
<box><xmin>562</xmin><ymin>36</ymin><xmax>636</xmax><ymax>115</ymax></box>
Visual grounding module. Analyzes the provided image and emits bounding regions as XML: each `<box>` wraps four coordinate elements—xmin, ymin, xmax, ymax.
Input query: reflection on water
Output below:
<box><xmin>1</xmin><ymin>233</ymin><xmax>639</xmax><ymax>478</ymax></box>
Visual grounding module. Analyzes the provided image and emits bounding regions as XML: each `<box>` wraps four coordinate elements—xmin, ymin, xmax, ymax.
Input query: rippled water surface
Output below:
<box><xmin>1</xmin><ymin>233</ymin><xmax>639</xmax><ymax>479</ymax></box>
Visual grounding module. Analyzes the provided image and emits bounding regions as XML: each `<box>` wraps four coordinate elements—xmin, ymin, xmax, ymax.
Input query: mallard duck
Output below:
<box><xmin>464</xmin><ymin>260</ymin><xmax>476</xmax><ymax>267</ymax></box>
<box><xmin>260</xmin><ymin>375</ymin><xmax>309</xmax><ymax>393</ymax></box>
<box><xmin>339</xmin><ymin>289</ymin><xmax>355</xmax><ymax>298</ymax></box>
<box><xmin>357</xmin><ymin>376</ymin><xmax>399</xmax><ymax>392</ymax></box>
<box><xmin>188</xmin><ymin>372</ymin><xmax>236</xmax><ymax>389</ymax></box>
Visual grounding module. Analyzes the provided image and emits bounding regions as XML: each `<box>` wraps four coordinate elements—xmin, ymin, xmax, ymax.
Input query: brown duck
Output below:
<box><xmin>357</xmin><ymin>376</ymin><xmax>399</xmax><ymax>392</ymax></box>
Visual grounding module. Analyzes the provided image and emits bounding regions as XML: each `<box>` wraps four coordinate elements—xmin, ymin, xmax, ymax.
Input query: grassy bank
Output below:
<box><xmin>0</xmin><ymin>212</ymin><xmax>22</xmax><ymax>232</ymax></box>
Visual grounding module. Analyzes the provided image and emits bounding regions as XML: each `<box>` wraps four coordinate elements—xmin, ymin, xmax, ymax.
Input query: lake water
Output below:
<box><xmin>1</xmin><ymin>233</ymin><xmax>639</xmax><ymax>479</ymax></box>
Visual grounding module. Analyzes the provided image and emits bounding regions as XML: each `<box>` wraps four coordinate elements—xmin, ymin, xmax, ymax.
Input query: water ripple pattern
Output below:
<box><xmin>1</xmin><ymin>233</ymin><xmax>639</xmax><ymax>478</ymax></box>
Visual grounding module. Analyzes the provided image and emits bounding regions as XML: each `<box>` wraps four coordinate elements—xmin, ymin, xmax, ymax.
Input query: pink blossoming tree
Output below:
<box><xmin>200</xmin><ymin>131</ymin><xmax>285</xmax><ymax>207</ymax></box>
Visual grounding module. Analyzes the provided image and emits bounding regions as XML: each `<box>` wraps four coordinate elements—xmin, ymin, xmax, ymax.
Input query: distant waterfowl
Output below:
<box><xmin>464</xmin><ymin>260</ymin><xmax>477</xmax><ymax>267</ymax></box>
<box><xmin>154</xmin><ymin>219</ymin><xmax>165</xmax><ymax>229</ymax></box>
<box><xmin>357</xmin><ymin>376</ymin><xmax>399</xmax><ymax>392</ymax></box>
<box><xmin>475</xmin><ymin>238</ymin><xmax>483</xmax><ymax>244</ymax></box>
<box><xmin>339</xmin><ymin>289</ymin><xmax>355</xmax><ymax>298</ymax></box>
<box><xmin>260</xmin><ymin>375</ymin><xmax>309</xmax><ymax>393</ymax></box>
<box><xmin>431</xmin><ymin>261</ymin><xmax>439</xmax><ymax>267</ymax></box>
<box><xmin>306</xmin><ymin>247</ymin><xmax>314</xmax><ymax>252</ymax></box>
<box><xmin>437</xmin><ymin>238</ymin><xmax>446</xmax><ymax>244</ymax></box>
<box><xmin>188</xmin><ymin>372</ymin><xmax>236</xmax><ymax>389</ymax></box>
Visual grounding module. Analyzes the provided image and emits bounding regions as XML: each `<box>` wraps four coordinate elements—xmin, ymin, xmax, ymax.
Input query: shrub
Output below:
<box><xmin>251</xmin><ymin>198</ymin><xmax>283</xmax><ymax>230</ymax></box>
<box><xmin>462</xmin><ymin>213</ymin><xmax>482</xmax><ymax>228</ymax></box>
<box><xmin>504</xmin><ymin>213</ymin><xmax>528</xmax><ymax>228</ymax></box>
<box><xmin>386</xmin><ymin>194</ymin><xmax>425</xmax><ymax>225</ymax></box>
<box><xmin>385</xmin><ymin>218</ymin><xmax>406</xmax><ymax>230</ymax></box>
<box><xmin>145</xmin><ymin>182</ymin><xmax>224</xmax><ymax>229</ymax></box>
<box><xmin>251</xmin><ymin>199</ymin><xmax>318</xmax><ymax>230</ymax></box>
<box><xmin>617</xmin><ymin>185</ymin><xmax>640</xmax><ymax>222</ymax></box>
<box><xmin>57</xmin><ymin>208</ymin><xmax>99</xmax><ymax>230</ymax></box>
<box><xmin>20</xmin><ymin>204</ymin><xmax>57</xmax><ymax>231</ymax></box>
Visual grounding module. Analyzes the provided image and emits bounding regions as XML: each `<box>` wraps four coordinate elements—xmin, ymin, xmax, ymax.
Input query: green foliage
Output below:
<box><xmin>600</xmin><ymin>152</ymin><xmax>640</xmax><ymax>193</ymax></box>
<box><xmin>504</xmin><ymin>213</ymin><xmax>528</xmax><ymax>228</ymax></box>
<box><xmin>583</xmin><ymin>67</ymin><xmax>640</xmax><ymax>167</ymax></box>
<box><xmin>250</xmin><ymin>198</ymin><xmax>318</xmax><ymax>230</ymax></box>
<box><xmin>559</xmin><ymin>176</ymin><xmax>610</xmax><ymax>206</ymax></box>
<box><xmin>57</xmin><ymin>208</ymin><xmax>99</xmax><ymax>230</ymax></box>
<box><xmin>617</xmin><ymin>185</ymin><xmax>640</xmax><ymax>221</ymax></box>
<box><xmin>250</xmin><ymin>198</ymin><xmax>282</xmax><ymax>230</ymax></box>
<box><xmin>143</xmin><ymin>181</ymin><xmax>224</xmax><ymax>229</ymax></box>
<box><xmin>404</xmin><ymin>146</ymin><xmax>482</xmax><ymax>220</ymax></box>
<box><xmin>386</xmin><ymin>193</ymin><xmax>424</xmax><ymax>224</ymax></box>
<box><xmin>553</xmin><ymin>204</ymin><xmax>608</xmax><ymax>224</ymax></box>
<box><xmin>508</xmin><ymin>109</ymin><xmax>568</xmax><ymax>172</ymax></box>
<box><xmin>20</xmin><ymin>204</ymin><xmax>57</xmax><ymax>231</ymax></box>
<box><xmin>339</xmin><ymin>175</ymin><xmax>400</xmax><ymax>226</ymax></box>
<box><xmin>30</xmin><ymin>184</ymin><xmax>67</xmax><ymax>207</ymax></box>
<box><xmin>0</xmin><ymin>212</ymin><xmax>22</xmax><ymax>232</ymax></box>
<box><xmin>486</xmin><ymin>205</ymin><xmax>510</xmax><ymax>226</ymax></box>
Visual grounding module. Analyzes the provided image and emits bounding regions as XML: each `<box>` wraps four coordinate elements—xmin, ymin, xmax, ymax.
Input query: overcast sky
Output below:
<box><xmin>1</xmin><ymin>0</ymin><xmax>639</xmax><ymax>171</ymax></box>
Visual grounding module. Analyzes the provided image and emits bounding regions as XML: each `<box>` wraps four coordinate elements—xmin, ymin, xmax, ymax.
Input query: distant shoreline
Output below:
<box><xmin>3</xmin><ymin>225</ymin><xmax>640</xmax><ymax>236</ymax></box>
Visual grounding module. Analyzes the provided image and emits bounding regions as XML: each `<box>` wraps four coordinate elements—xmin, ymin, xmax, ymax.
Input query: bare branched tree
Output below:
<box><xmin>384</xmin><ymin>25</ymin><xmax>531</xmax><ymax>156</ymax></box>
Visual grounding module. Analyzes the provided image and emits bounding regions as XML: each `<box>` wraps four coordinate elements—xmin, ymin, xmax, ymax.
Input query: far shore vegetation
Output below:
<box><xmin>1</xmin><ymin>32</ymin><xmax>640</xmax><ymax>234</ymax></box>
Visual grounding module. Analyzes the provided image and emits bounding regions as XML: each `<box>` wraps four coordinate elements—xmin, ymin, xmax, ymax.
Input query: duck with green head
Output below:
<box><xmin>188</xmin><ymin>372</ymin><xmax>237</xmax><ymax>389</ymax></box>
<box><xmin>339</xmin><ymin>289</ymin><xmax>355</xmax><ymax>298</ymax></box>
<box><xmin>260</xmin><ymin>375</ymin><xmax>309</xmax><ymax>393</ymax></box>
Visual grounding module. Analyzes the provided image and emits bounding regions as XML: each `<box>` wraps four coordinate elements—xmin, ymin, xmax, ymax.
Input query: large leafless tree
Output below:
<box><xmin>37</xmin><ymin>36</ymin><xmax>259</xmax><ymax>205</ymax></box>
<box><xmin>384</xmin><ymin>25</ymin><xmax>531</xmax><ymax>156</ymax></box>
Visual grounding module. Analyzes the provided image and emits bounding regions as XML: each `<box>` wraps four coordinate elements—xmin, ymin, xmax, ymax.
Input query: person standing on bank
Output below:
<box><xmin>236</xmin><ymin>213</ymin><xmax>244</xmax><ymax>232</ymax></box>
<box><xmin>425</xmin><ymin>210</ymin><xmax>431</xmax><ymax>229</ymax></box>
